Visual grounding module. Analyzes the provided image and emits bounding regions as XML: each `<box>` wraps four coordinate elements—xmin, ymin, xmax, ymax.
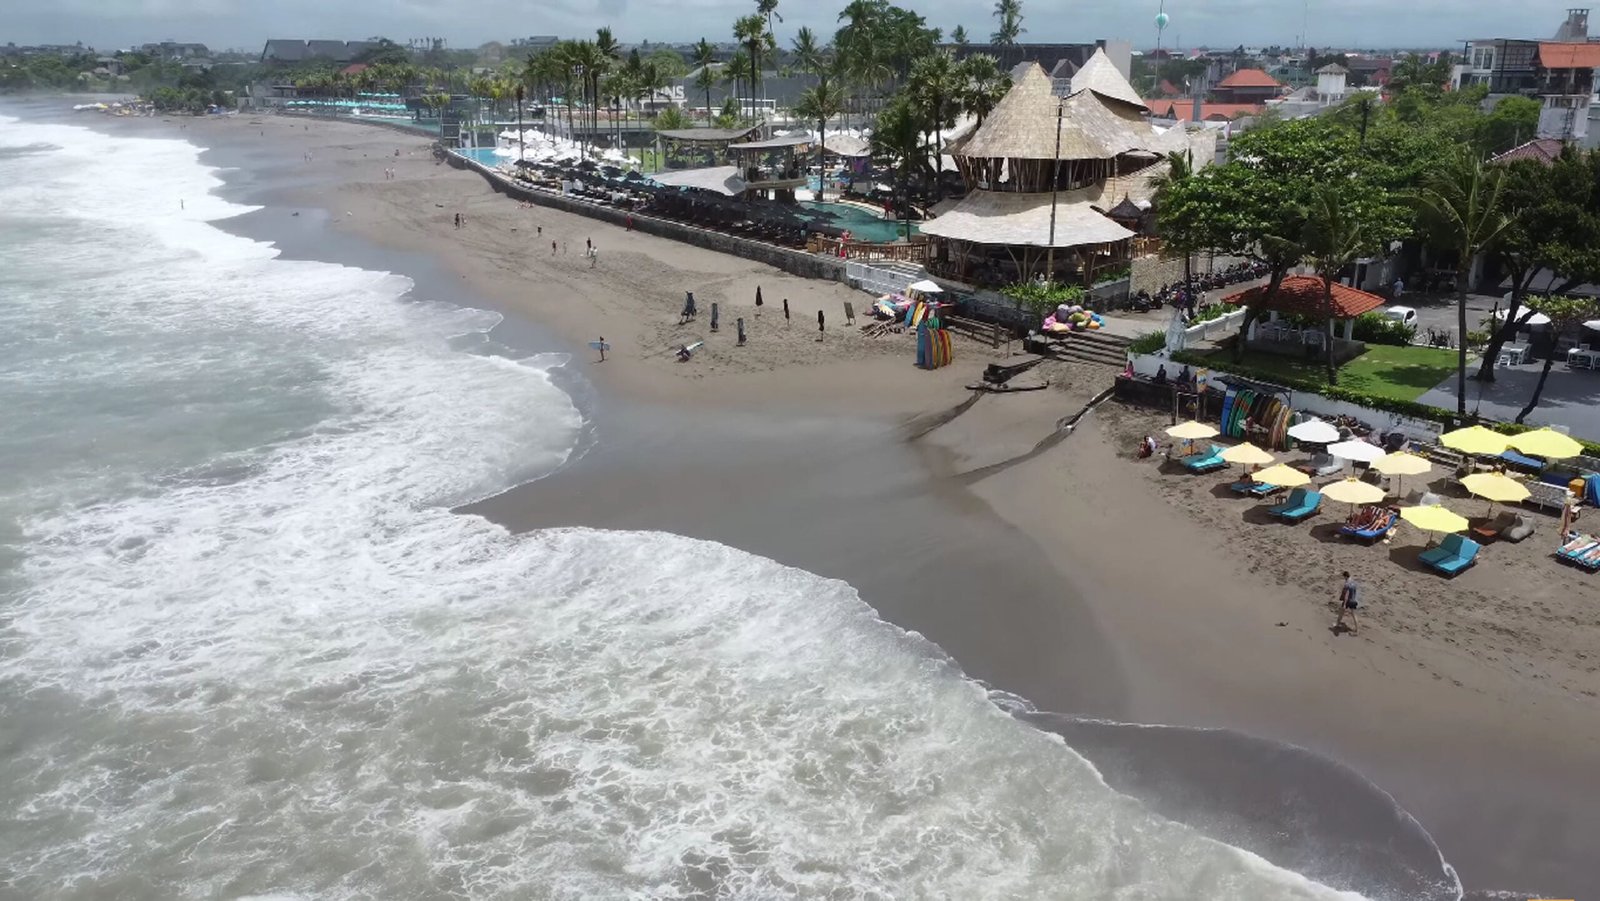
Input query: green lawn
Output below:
<box><xmin>1184</xmin><ymin>344</ymin><xmax>1459</xmax><ymax>402</ymax></box>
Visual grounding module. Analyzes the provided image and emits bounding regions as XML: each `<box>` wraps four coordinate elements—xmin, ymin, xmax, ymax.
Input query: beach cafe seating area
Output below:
<box><xmin>1157</xmin><ymin>410</ymin><xmax>1600</xmax><ymax>578</ymax></box>
<box><xmin>453</xmin><ymin>147</ymin><xmax>903</xmax><ymax>254</ymax></box>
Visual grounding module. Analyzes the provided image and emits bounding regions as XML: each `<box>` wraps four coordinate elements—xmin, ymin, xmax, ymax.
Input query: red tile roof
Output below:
<box><xmin>1146</xmin><ymin>100</ymin><xmax>1264</xmax><ymax>122</ymax></box>
<box><xmin>1489</xmin><ymin>137</ymin><xmax>1567</xmax><ymax>166</ymax></box>
<box><xmin>1217</xmin><ymin>68</ymin><xmax>1281</xmax><ymax>89</ymax></box>
<box><xmin>1537</xmin><ymin>41</ymin><xmax>1600</xmax><ymax>69</ymax></box>
<box><xmin>1223</xmin><ymin>276</ymin><xmax>1386</xmax><ymax>319</ymax></box>
<box><xmin>339</xmin><ymin>63</ymin><xmax>370</xmax><ymax>76</ymax></box>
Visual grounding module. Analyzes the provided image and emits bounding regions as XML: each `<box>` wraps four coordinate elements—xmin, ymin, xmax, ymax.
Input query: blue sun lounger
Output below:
<box><xmin>1266</xmin><ymin>488</ymin><xmax>1322</xmax><ymax>522</ymax></box>
<box><xmin>1556</xmin><ymin>535</ymin><xmax>1600</xmax><ymax>571</ymax></box>
<box><xmin>1180</xmin><ymin>444</ymin><xmax>1227</xmax><ymax>473</ymax></box>
<box><xmin>1418</xmin><ymin>534</ymin><xmax>1480</xmax><ymax>576</ymax></box>
<box><xmin>1230</xmin><ymin>480</ymin><xmax>1284</xmax><ymax>498</ymax></box>
<box><xmin>1340</xmin><ymin>508</ymin><xmax>1396</xmax><ymax>542</ymax></box>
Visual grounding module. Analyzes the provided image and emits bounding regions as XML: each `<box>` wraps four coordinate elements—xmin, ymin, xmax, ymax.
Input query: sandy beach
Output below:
<box><xmin>121</xmin><ymin>110</ymin><xmax>1600</xmax><ymax>898</ymax></box>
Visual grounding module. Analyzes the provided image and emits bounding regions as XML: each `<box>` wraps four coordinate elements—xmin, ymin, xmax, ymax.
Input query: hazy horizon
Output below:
<box><xmin>4</xmin><ymin>0</ymin><xmax>1579</xmax><ymax>56</ymax></box>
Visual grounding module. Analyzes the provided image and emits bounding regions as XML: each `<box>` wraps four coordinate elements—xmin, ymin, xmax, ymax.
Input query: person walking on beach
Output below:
<box><xmin>589</xmin><ymin>246</ymin><xmax>598</xmax><ymax>268</ymax></box>
<box><xmin>1334</xmin><ymin>571</ymin><xmax>1360</xmax><ymax>635</ymax></box>
<box><xmin>454</xmin><ymin>213</ymin><xmax>461</xmax><ymax>229</ymax></box>
<box><xmin>586</xmin><ymin>237</ymin><xmax>591</xmax><ymax>254</ymax></box>
<box><xmin>551</xmin><ymin>240</ymin><xmax>557</xmax><ymax>255</ymax></box>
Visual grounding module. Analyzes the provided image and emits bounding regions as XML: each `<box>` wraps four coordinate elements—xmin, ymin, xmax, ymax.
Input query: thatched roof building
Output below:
<box><xmin>924</xmin><ymin>57</ymin><xmax>1211</xmax><ymax>283</ymax></box>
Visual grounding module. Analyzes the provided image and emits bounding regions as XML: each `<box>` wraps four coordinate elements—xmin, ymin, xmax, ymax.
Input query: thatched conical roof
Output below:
<box><xmin>955</xmin><ymin>63</ymin><xmax>1163</xmax><ymax>162</ymax></box>
<box><xmin>1070</xmin><ymin>48</ymin><xmax>1146</xmax><ymax>111</ymax></box>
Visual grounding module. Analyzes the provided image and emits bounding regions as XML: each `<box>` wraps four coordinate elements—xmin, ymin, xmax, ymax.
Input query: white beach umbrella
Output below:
<box><xmin>1328</xmin><ymin>440</ymin><xmax>1387</xmax><ymax>463</ymax></box>
<box><xmin>1493</xmin><ymin>309</ymin><xmax>1551</xmax><ymax>327</ymax></box>
<box><xmin>1288</xmin><ymin>419</ymin><xmax>1340</xmax><ymax>445</ymax></box>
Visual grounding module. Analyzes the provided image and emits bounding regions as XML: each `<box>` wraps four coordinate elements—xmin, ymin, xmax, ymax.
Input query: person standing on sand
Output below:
<box><xmin>586</xmin><ymin>237</ymin><xmax>591</xmax><ymax>254</ymax></box>
<box><xmin>563</xmin><ymin>241</ymin><xmax>568</xmax><ymax>254</ymax></box>
<box><xmin>454</xmin><ymin>213</ymin><xmax>460</xmax><ymax>229</ymax></box>
<box><xmin>590</xmin><ymin>246</ymin><xmax>598</xmax><ymax>268</ymax></box>
<box><xmin>551</xmin><ymin>240</ymin><xmax>557</xmax><ymax>255</ymax></box>
<box><xmin>1335</xmin><ymin>571</ymin><xmax>1360</xmax><ymax>635</ymax></box>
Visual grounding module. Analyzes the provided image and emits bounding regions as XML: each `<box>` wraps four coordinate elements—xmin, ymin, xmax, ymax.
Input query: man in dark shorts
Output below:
<box><xmin>1335</xmin><ymin>571</ymin><xmax>1360</xmax><ymax>635</ymax></box>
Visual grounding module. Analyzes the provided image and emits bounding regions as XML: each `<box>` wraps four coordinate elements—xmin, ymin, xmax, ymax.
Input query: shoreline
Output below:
<box><xmin>63</xmin><ymin>107</ymin><xmax>1599</xmax><ymax>898</ymax></box>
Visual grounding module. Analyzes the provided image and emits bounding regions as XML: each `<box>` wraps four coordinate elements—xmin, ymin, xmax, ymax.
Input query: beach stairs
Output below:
<box><xmin>845</xmin><ymin>261</ymin><xmax>929</xmax><ymax>297</ymax></box>
<box><xmin>1052</xmin><ymin>329</ymin><xmax>1132</xmax><ymax>369</ymax></box>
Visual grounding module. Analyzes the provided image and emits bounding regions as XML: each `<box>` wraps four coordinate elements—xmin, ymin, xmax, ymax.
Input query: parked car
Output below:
<box><xmin>1382</xmin><ymin>306</ymin><xmax>1418</xmax><ymax>329</ymax></box>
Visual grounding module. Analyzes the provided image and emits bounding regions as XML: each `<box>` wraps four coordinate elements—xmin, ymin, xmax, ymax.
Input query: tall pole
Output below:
<box><xmin>1046</xmin><ymin>99</ymin><xmax>1063</xmax><ymax>280</ymax></box>
<box><xmin>516</xmin><ymin>85</ymin><xmax>525</xmax><ymax>164</ymax></box>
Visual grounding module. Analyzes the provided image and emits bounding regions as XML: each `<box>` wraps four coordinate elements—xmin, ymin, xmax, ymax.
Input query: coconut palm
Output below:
<box><xmin>908</xmin><ymin>52</ymin><xmax>961</xmax><ymax>180</ymax></box>
<box><xmin>958</xmin><ymin>53</ymin><xmax>1008</xmax><ymax>124</ymax></box>
<box><xmin>951</xmin><ymin>25</ymin><xmax>969</xmax><ymax>49</ymax></box>
<box><xmin>723</xmin><ymin>50</ymin><xmax>752</xmax><ymax>123</ymax></box>
<box><xmin>693</xmin><ymin>64</ymin><xmax>719</xmax><ymax>123</ymax></box>
<box><xmin>757</xmin><ymin>0</ymin><xmax>783</xmax><ymax>37</ymax></box>
<box><xmin>1303</xmin><ymin>185</ymin><xmax>1381</xmax><ymax>384</ymax></box>
<box><xmin>794</xmin><ymin>72</ymin><xmax>848</xmax><ymax>202</ymax></box>
<box><xmin>1413</xmin><ymin>147</ymin><xmax>1513</xmax><ymax>415</ymax></box>
<box><xmin>734</xmin><ymin>14</ymin><xmax>769</xmax><ymax>123</ymax></box>
<box><xmin>872</xmin><ymin>95</ymin><xmax>930</xmax><ymax>238</ymax></box>
<box><xmin>791</xmin><ymin>27</ymin><xmax>825</xmax><ymax>76</ymax></box>
<box><xmin>991</xmin><ymin>0</ymin><xmax>1025</xmax><ymax>46</ymax></box>
<box><xmin>691</xmin><ymin>39</ymin><xmax>718</xmax><ymax>122</ymax></box>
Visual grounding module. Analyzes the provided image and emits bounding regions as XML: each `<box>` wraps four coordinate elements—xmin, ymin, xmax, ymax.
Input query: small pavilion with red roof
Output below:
<box><xmin>1223</xmin><ymin>275</ymin><xmax>1387</xmax><ymax>363</ymax></box>
<box><xmin>1212</xmin><ymin>68</ymin><xmax>1285</xmax><ymax>104</ymax></box>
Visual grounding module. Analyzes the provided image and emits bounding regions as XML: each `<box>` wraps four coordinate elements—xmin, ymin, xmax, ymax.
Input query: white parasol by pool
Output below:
<box><xmin>1287</xmin><ymin>419</ymin><xmax>1340</xmax><ymax>445</ymax></box>
<box><xmin>1328</xmin><ymin>439</ymin><xmax>1387</xmax><ymax>463</ymax></box>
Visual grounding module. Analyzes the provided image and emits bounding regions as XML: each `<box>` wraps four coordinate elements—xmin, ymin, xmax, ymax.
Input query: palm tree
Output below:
<box><xmin>593</xmin><ymin>28</ymin><xmax>621</xmax><ymax>147</ymax></box>
<box><xmin>991</xmin><ymin>0</ymin><xmax>1025</xmax><ymax>46</ymax></box>
<box><xmin>734</xmin><ymin>14</ymin><xmax>768</xmax><ymax>123</ymax></box>
<box><xmin>791</xmin><ymin>27</ymin><xmax>825</xmax><ymax>76</ymax></box>
<box><xmin>951</xmin><ymin>25</ymin><xmax>969</xmax><ymax>49</ymax></box>
<box><xmin>694</xmin><ymin>64</ymin><xmax>719</xmax><ymax>123</ymax></box>
<box><xmin>757</xmin><ymin>0</ymin><xmax>783</xmax><ymax>38</ymax></box>
<box><xmin>692</xmin><ymin>38</ymin><xmax>718</xmax><ymax>122</ymax></box>
<box><xmin>723</xmin><ymin>50</ymin><xmax>753</xmax><ymax>123</ymax></box>
<box><xmin>958</xmin><ymin>53</ymin><xmax>1008</xmax><ymax>124</ymax></box>
<box><xmin>909</xmin><ymin>53</ymin><xmax>961</xmax><ymax>182</ymax></box>
<box><xmin>872</xmin><ymin>95</ymin><xmax>931</xmax><ymax>238</ymax></box>
<box><xmin>794</xmin><ymin>72</ymin><xmax>847</xmax><ymax>202</ymax></box>
<box><xmin>1304</xmin><ymin>185</ymin><xmax>1378</xmax><ymax>384</ymax></box>
<box><xmin>654</xmin><ymin>106</ymin><xmax>691</xmax><ymax>131</ymax></box>
<box><xmin>1413</xmin><ymin>148</ymin><xmax>1513</xmax><ymax>415</ymax></box>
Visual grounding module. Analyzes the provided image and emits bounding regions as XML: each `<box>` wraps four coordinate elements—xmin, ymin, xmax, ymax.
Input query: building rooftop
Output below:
<box><xmin>1217</xmin><ymin>68</ymin><xmax>1282</xmax><ymax>89</ymax></box>
<box><xmin>1223</xmin><ymin>276</ymin><xmax>1386</xmax><ymax>319</ymax></box>
<box><xmin>1489</xmin><ymin>137</ymin><xmax>1567</xmax><ymax>166</ymax></box>
<box><xmin>1536</xmin><ymin>41</ymin><xmax>1600</xmax><ymax>69</ymax></box>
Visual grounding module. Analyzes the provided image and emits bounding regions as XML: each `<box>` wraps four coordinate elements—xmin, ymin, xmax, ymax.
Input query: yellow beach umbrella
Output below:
<box><xmin>1461</xmin><ymin>472</ymin><xmax>1531</xmax><ymax>503</ymax></box>
<box><xmin>1509</xmin><ymin>428</ymin><xmax>1584</xmax><ymax>460</ymax></box>
<box><xmin>1220</xmin><ymin>443</ymin><xmax>1275</xmax><ymax>466</ymax></box>
<box><xmin>1440</xmin><ymin>425</ymin><xmax>1510</xmax><ymax>456</ymax></box>
<box><xmin>1252</xmin><ymin>463</ymin><xmax>1312</xmax><ymax>487</ymax></box>
<box><xmin>1321</xmin><ymin>478</ymin><xmax>1387</xmax><ymax>506</ymax></box>
<box><xmin>1371</xmin><ymin>451</ymin><xmax>1432</xmax><ymax>476</ymax></box>
<box><xmin>1371</xmin><ymin>450</ymin><xmax>1433</xmax><ymax>496</ymax></box>
<box><xmin>1167</xmin><ymin>420</ymin><xmax>1220</xmax><ymax>440</ymax></box>
<box><xmin>1399</xmin><ymin>505</ymin><xmax>1470</xmax><ymax>535</ymax></box>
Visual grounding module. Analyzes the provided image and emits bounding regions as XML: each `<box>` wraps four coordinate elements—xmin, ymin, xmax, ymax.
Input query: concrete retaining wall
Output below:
<box><xmin>445</xmin><ymin>154</ymin><xmax>849</xmax><ymax>284</ymax></box>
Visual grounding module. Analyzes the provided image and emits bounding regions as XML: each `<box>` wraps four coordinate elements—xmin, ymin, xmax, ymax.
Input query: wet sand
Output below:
<box><xmin>79</xmin><ymin>108</ymin><xmax>1600</xmax><ymax>899</ymax></box>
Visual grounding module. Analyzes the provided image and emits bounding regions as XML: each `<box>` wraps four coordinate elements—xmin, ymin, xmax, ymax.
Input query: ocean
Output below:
<box><xmin>0</xmin><ymin>111</ymin><xmax>1370</xmax><ymax>899</ymax></box>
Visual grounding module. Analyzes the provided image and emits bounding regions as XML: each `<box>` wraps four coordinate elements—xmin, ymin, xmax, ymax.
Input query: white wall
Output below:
<box><xmin>1126</xmin><ymin>352</ymin><xmax>1447</xmax><ymax>442</ymax></box>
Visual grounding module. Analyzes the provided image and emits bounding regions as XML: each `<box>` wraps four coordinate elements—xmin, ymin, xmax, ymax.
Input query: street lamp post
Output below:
<box><xmin>1046</xmin><ymin>98</ymin><xmax>1064</xmax><ymax>281</ymax></box>
<box><xmin>516</xmin><ymin>84</ymin><xmax>525</xmax><ymax>164</ymax></box>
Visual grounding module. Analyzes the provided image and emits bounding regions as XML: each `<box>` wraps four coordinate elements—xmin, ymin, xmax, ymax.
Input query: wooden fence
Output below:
<box><xmin>809</xmin><ymin>236</ymin><xmax>929</xmax><ymax>263</ymax></box>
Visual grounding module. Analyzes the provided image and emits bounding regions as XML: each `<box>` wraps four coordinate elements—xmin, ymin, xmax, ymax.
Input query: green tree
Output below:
<box><xmin>723</xmin><ymin>50</ymin><xmax>752</xmax><ymax>122</ymax></box>
<box><xmin>1476</xmin><ymin>96</ymin><xmax>1541</xmax><ymax>156</ymax></box>
<box><xmin>871</xmin><ymin>95</ymin><xmax>930</xmax><ymax>238</ymax></box>
<box><xmin>1412</xmin><ymin>148</ymin><xmax>1514</xmax><ymax>415</ymax></box>
<box><xmin>1515</xmin><ymin>295</ymin><xmax>1600</xmax><ymax>422</ymax></box>
<box><xmin>654</xmin><ymin>106</ymin><xmax>691</xmax><ymax>131</ymax></box>
<box><xmin>648</xmin><ymin>49</ymin><xmax>689</xmax><ymax>79</ymax></box>
<box><xmin>790</xmin><ymin>27</ymin><xmax>826</xmax><ymax>76</ymax></box>
<box><xmin>951</xmin><ymin>25</ymin><xmax>969</xmax><ymax>48</ymax></box>
<box><xmin>692</xmin><ymin>38</ymin><xmax>718</xmax><ymax>121</ymax></box>
<box><xmin>958</xmin><ymin>53</ymin><xmax>1009</xmax><ymax>124</ymax></box>
<box><xmin>991</xmin><ymin>0</ymin><xmax>1025</xmax><ymax>45</ymax></box>
<box><xmin>734</xmin><ymin>14</ymin><xmax>770</xmax><ymax>123</ymax></box>
<box><xmin>1302</xmin><ymin>185</ymin><xmax>1391</xmax><ymax>383</ymax></box>
<box><xmin>794</xmin><ymin>72</ymin><xmax>848</xmax><ymax>202</ymax></box>
<box><xmin>1150</xmin><ymin>149</ymin><xmax>1198</xmax><ymax>291</ymax></box>
<box><xmin>908</xmin><ymin>52</ymin><xmax>961</xmax><ymax>180</ymax></box>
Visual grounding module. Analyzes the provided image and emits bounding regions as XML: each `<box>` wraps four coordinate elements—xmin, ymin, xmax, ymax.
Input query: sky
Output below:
<box><xmin>2</xmin><ymin>0</ymin><xmax>1578</xmax><ymax>54</ymax></box>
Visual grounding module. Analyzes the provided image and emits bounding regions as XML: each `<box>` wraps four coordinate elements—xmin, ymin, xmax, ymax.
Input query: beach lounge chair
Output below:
<box><xmin>1556</xmin><ymin>534</ymin><xmax>1600</xmax><ymax>571</ymax></box>
<box><xmin>1418</xmin><ymin>534</ymin><xmax>1480</xmax><ymax>576</ymax></box>
<box><xmin>1471</xmin><ymin>511</ymin><xmax>1518</xmax><ymax>542</ymax></box>
<box><xmin>1267</xmin><ymin>488</ymin><xmax>1323</xmax><ymax>523</ymax></box>
<box><xmin>1297</xmin><ymin>453</ymin><xmax>1344</xmax><ymax>477</ymax></box>
<box><xmin>1498</xmin><ymin>449</ymin><xmax>1544</xmax><ymax>474</ymax></box>
<box><xmin>1340</xmin><ymin>506</ymin><xmax>1397</xmax><ymax>542</ymax></box>
<box><xmin>1501</xmin><ymin>513</ymin><xmax>1535</xmax><ymax>543</ymax></box>
<box><xmin>1230</xmin><ymin>479</ymin><xmax>1285</xmax><ymax>498</ymax></box>
<box><xmin>1180</xmin><ymin>444</ymin><xmax>1227</xmax><ymax>474</ymax></box>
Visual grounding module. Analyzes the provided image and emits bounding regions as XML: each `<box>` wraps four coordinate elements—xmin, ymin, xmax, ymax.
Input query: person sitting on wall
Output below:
<box><xmin>1153</xmin><ymin>364</ymin><xmax>1168</xmax><ymax>385</ymax></box>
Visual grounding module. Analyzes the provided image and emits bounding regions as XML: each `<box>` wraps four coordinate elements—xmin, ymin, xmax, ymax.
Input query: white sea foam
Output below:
<box><xmin>0</xmin><ymin>115</ymin><xmax>1363</xmax><ymax>899</ymax></box>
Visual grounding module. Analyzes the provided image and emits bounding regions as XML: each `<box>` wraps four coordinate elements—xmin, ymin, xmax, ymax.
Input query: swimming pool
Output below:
<box><xmin>456</xmin><ymin>147</ymin><xmax>507</xmax><ymax>166</ymax></box>
<box><xmin>801</xmin><ymin>201</ymin><xmax>917</xmax><ymax>243</ymax></box>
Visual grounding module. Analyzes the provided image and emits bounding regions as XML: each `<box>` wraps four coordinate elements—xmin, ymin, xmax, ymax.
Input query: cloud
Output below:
<box><xmin>2</xmin><ymin>0</ymin><xmax>1575</xmax><ymax>53</ymax></box>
